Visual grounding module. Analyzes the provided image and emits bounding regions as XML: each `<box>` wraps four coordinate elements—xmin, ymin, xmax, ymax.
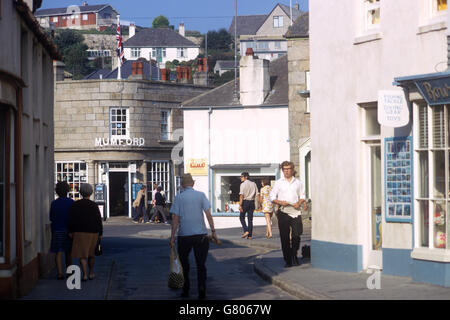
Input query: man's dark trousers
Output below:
<box><xmin>240</xmin><ymin>200</ymin><xmax>255</xmax><ymax>237</ymax></box>
<box><xmin>177</xmin><ymin>234</ymin><xmax>209</xmax><ymax>295</ymax></box>
<box><xmin>277</xmin><ymin>211</ymin><xmax>303</xmax><ymax>264</ymax></box>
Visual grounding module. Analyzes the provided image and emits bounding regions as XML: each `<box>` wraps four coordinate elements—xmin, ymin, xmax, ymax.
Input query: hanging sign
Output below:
<box><xmin>186</xmin><ymin>158</ymin><xmax>208</xmax><ymax>176</ymax></box>
<box><xmin>378</xmin><ymin>90</ymin><xmax>409</xmax><ymax>127</ymax></box>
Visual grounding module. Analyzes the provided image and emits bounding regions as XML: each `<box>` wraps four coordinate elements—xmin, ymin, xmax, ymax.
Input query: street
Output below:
<box><xmin>23</xmin><ymin>220</ymin><xmax>298</xmax><ymax>300</ymax></box>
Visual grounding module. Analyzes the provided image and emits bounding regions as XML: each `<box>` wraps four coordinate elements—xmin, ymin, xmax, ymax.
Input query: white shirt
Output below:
<box><xmin>269</xmin><ymin>176</ymin><xmax>305</xmax><ymax>218</ymax></box>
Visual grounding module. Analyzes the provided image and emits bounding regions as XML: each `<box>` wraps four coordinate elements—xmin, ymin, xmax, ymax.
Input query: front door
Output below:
<box><xmin>368</xmin><ymin>144</ymin><xmax>382</xmax><ymax>268</ymax></box>
<box><xmin>109</xmin><ymin>172</ymin><xmax>128</xmax><ymax>216</ymax></box>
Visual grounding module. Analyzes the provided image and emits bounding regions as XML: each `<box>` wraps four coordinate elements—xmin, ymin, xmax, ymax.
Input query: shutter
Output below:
<box><xmin>419</xmin><ymin>105</ymin><xmax>428</xmax><ymax>148</ymax></box>
<box><xmin>433</xmin><ymin>105</ymin><xmax>445</xmax><ymax>148</ymax></box>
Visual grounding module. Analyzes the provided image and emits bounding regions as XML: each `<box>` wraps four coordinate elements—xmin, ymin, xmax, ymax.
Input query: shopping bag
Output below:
<box><xmin>168</xmin><ymin>247</ymin><xmax>184</xmax><ymax>289</ymax></box>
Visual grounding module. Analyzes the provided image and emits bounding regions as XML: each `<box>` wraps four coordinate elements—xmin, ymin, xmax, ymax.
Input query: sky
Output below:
<box><xmin>39</xmin><ymin>0</ymin><xmax>309</xmax><ymax>33</ymax></box>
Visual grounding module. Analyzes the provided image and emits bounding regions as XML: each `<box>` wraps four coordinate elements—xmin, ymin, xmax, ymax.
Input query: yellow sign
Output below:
<box><xmin>186</xmin><ymin>158</ymin><xmax>208</xmax><ymax>175</ymax></box>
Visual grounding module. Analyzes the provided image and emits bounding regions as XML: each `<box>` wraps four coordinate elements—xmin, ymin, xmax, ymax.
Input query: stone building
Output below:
<box><xmin>0</xmin><ymin>0</ymin><xmax>61</xmax><ymax>298</ymax></box>
<box><xmin>54</xmin><ymin>65</ymin><xmax>211</xmax><ymax>219</ymax></box>
<box><xmin>285</xmin><ymin>13</ymin><xmax>310</xmax><ymax>198</ymax></box>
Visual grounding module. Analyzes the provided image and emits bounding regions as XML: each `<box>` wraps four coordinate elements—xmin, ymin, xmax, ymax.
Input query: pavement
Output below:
<box><xmin>22</xmin><ymin>216</ymin><xmax>450</xmax><ymax>300</ymax></box>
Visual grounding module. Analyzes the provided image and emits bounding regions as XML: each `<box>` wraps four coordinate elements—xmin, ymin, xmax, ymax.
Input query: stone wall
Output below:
<box><xmin>54</xmin><ymin>79</ymin><xmax>210</xmax><ymax>151</ymax></box>
<box><xmin>287</xmin><ymin>37</ymin><xmax>310</xmax><ymax>174</ymax></box>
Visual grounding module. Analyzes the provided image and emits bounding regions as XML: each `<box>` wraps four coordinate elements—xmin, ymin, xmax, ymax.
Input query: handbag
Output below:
<box><xmin>95</xmin><ymin>239</ymin><xmax>102</xmax><ymax>256</ymax></box>
<box><xmin>168</xmin><ymin>247</ymin><xmax>184</xmax><ymax>289</ymax></box>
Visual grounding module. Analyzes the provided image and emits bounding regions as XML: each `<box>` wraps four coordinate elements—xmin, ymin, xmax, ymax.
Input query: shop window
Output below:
<box><xmin>161</xmin><ymin>109</ymin><xmax>171</xmax><ymax>140</ymax></box>
<box><xmin>273</xmin><ymin>16</ymin><xmax>284</xmax><ymax>28</ymax></box>
<box><xmin>0</xmin><ymin>109</ymin><xmax>5</xmax><ymax>258</ymax></box>
<box><xmin>365</xmin><ymin>0</ymin><xmax>380</xmax><ymax>29</ymax></box>
<box><xmin>415</xmin><ymin>103</ymin><xmax>450</xmax><ymax>249</ymax></box>
<box><xmin>214</xmin><ymin>174</ymin><xmax>275</xmax><ymax>213</ymax></box>
<box><xmin>55</xmin><ymin>161</ymin><xmax>88</xmax><ymax>200</ymax></box>
<box><xmin>131</xmin><ymin>47</ymin><xmax>140</xmax><ymax>58</ymax></box>
<box><xmin>110</xmin><ymin>107</ymin><xmax>129</xmax><ymax>139</ymax></box>
<box><xmin>148</xmin><ymin>161</ymin><xmax>172</xmax><ymax>202</ymax></box>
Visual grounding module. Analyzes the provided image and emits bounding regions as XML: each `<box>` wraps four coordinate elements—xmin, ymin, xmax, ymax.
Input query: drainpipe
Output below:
<box><xmin>208</xmin><ymin>107</ymin><xmax>213</xmax><ymax>205</ymax></box>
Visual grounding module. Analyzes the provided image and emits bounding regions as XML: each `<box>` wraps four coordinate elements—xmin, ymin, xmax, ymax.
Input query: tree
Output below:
<box><xmin>53</xmin><ymin>29</ymin><xmax>92</xmax><ymax>79</ymax></box>
<box><xmin>152</xmin><ymin>15</ymin><xmax>170</xmax><ymax>28</ymax></box>
<box><xmin>201</xmin><ymin>29</ymin><xmax>232</xmax><ymax>51</ymax></box>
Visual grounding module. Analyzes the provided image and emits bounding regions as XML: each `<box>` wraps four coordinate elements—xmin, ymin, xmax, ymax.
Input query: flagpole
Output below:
<box><xmin>117</xmin><ymin>15</ymin><xmax>121</xmax><ymax>80</ymax></box>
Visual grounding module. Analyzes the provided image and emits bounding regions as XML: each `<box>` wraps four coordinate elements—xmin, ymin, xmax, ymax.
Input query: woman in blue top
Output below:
<box><xmin>50</xmin><ymin>181</ymin><xmax>74</xmax><ymax>280</ymax></box>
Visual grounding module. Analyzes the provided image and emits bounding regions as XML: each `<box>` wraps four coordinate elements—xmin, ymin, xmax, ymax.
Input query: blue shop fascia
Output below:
<box><xmin>392</xmin><ymin>70</ymin><xmax>450</xmax><ymax>287</ymax></box>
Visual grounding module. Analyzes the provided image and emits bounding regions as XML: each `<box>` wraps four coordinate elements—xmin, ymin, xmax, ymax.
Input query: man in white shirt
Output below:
<box><xmin>270</xmin><ymin>161</ymin><xmax>307</xmax><ymax>267</ymax></box>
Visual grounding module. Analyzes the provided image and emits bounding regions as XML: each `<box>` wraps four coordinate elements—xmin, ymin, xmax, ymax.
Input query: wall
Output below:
<box><xmin>123</xmin><ymin>47</ymin><xmax>199</xmax><ymax>66</ymax></box>
<box><xmin>310</xmin><ymin>0</ymin><xmax>447</xmax><ymax>272</ymax></box>
<box><xmin>0</xmin><ymin>0</ymin><xmax>55</xmax><ymax>298</ymax></box>
<box><xmin>183</xmin><ymin>107</ymin><xmax>289</xmax><ymax>198</ymax></box>
<box><xmin>287</xmin><ymin>36</ymin><xmax>309</xmax><ymax>173</ymax></box>
<box><xmin>54</xmin><ymin>79</ymin><xmax>210</xmax><ymax>151</ymax></box>
<box><xmin>256</xmin><ymin>5</ymin><xmax>292</xmax><ymax>37</ymax></box>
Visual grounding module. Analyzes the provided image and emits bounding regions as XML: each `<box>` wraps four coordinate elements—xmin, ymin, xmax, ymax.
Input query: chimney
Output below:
<box><xmin>129</xmin><ymin>61</ymin><xmax>145</xmax><ymax>80</ymax></box>
<box><xmin>82</xmin><ymin>1</ymin><xmax>88</xmax><ymax>6</ymax></box>
<box><xmin>294</xmin><ymin>3</ymin><xmax>299</xmax><ymax>11</ymax></box>
<box><xmin>179</xmin><ymin>22</ymin><xmax>185</xmax><ymax>37</ymax></box>
<box><xmin>129</xmin><ymin>23</ymin><xmax>136</xmax><ymax>38</ymax></box>
<box><xmin>53</xmin><ymin>60</ymin><xmax>66</xmax><ymax>82</ymax></box>
<box><xmin>239</xmin><ymin>49</ymin><xmax>270</xmax><ymax>106</ymax></box>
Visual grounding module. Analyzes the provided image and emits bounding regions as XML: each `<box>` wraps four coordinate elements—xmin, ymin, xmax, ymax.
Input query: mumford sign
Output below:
<box><xmin>95</xmin><ymin>137</ymin><xmax>145</xmax><ymax>147</ymax></box>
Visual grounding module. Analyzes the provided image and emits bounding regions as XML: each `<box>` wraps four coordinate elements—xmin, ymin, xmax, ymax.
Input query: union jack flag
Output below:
<box><xmin>116</xmin><ymin>16</ymin><xmax>124</xmax><ymax>66</ymax></box>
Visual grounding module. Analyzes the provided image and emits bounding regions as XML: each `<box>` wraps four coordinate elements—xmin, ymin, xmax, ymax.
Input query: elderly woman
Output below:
<box><xmin>50</xmin><ymin>181</ymin><xmax>74</xmax><ymax>280</ymax></box>
<box><xmin>67</xmin><ymin>183</ymin><xmax>103</xmax><ymax>281</ymax></box>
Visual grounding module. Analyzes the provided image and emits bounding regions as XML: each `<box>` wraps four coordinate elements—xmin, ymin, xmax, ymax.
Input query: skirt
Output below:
<box><xmin>71</xmin><ymin>232</ymin><xmax>99</xmax><ymax>259</ymax></box>
<box><xmin>50</xmin><ymin>231</ymin><xmax>72</xmax><ymax>253</ymax></box>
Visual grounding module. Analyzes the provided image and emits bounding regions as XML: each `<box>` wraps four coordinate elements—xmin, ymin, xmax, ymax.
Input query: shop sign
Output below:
<box><xmin>378</xmin><ymin>90</ymin><xmax>409</xmax><ymax>127</ymax></box>
<box><xmin>186</xmin><ymin>158</ymin><xmax>208</xmax><ymax>175</ymax></box>
<box><xmin>414</xmin><ymin>77</ymin><xmax>450</xmax><ymax>106</ymax></box>
<box><xmin>95</xmin><ymin>137</ymin><xmax>145</xmax><ymax>147</ymax></box>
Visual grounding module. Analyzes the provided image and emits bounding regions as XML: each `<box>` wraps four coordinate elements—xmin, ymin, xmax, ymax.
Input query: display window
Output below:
<box><xmin>415</xmin><ymin>103</ymin><xmax>450</xmax><ymax>249</ymax></box>
<box><xmin>213</xmin><ymin>173</ymin><xmax>275</xmax><ymax>213</ymax></box>
<box><xmin>147</xmin><ymin>161</ymin><xmax>173</xmax><ymax>202</ymax></box>
<box><xmin>55</xmin><ymin>161</ymin><xmax>88</xmax><ymax>200</ymax></box>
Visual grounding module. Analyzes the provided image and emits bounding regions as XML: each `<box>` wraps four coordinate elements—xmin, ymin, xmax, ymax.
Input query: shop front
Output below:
<box><xmin>394</xmin><ymin>70</ymin><xmax>450</xmax><ymax>286</ymax></box>
<box><xmin>55</xmin><ymin>157</ymin><xmax>175</xmax><ymax>220</ymax></box>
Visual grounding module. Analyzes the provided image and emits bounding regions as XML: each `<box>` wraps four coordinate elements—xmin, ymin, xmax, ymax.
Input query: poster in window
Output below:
<box><xmin>384</xmin><ymin>136</ymin><xmax>413</xmax><ymax>222</ymax></box>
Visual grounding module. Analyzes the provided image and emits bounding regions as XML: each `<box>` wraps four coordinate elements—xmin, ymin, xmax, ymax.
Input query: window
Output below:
<box><xmin>274</xmin><ymin>41</ymin><xmax>281</xmax><ymax>50</ymax></box>
<box><xmin>55</xmin><ymin>162</ymin><xmax>88</xmax><ymax>200</ymax></box>
<box><xmin>257</xmin><ymin>42</ymin><xmax>269</xmax><ymax>50</ymax></box>
<box><xmin>148</xmin><ymin>161</ymin><xmax>173</xmax><ymax>202</ymax></box>
<box><xmin>110</xmin><ymin>107</ymin><xmax>129</xmax><ymax>138</ymax></box>
<box><xmin>177</xmin><ymin>48</ymin><xmax>186</xmax><ymax>58</ymax></box>
<box><xmin>0</xmin><ymin>109</ymin><xmax>5</xmax><ymax>257</ymax></box>
<box><xmin>365</xmin><ymin>0</ymin><xmax>380</xmax><ymax>29</ymax></box>
<box><xmin>437</xmin><ymin>0</ymin><xmax>447</xmax><ymax>11</ymax></box>
<box><xmin>273</xmin><ymin>16</ymin><xmax>284</xmax><ymax>28</ymax></box>
<box><xmin>415</xmin><ymin>103</ymin><xmax>450</xmax><ymax>249</ymax></box>
<box><xmin>161</xmin><ymin>109</ymin><xmax>171</xmax><ymax>140</ymax></box>
<box><xmin>131</xmin><ymin>47</ymin><xmax>141</xmax><ymax>58</ymax></box>
<box><xmin>152</xmin><ymin>48</ymin><xmax>166</xmax><ymax>59</ymax></box>
<box><xmin>53</xmin><ymin>16</ymin><xmax>58</xmax><ymax>22</ymax></box>
<box><xmin>82</xmin><ymin>14</ymin><xmax>88</xmax><ymax>21</ymax></box>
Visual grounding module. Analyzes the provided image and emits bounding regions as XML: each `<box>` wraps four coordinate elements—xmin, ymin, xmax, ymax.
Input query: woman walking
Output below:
<box><xmin>49</xmin><ymin>181</ymin><xmax>74</xmax><ymax>280</ymax></box>
<box><xmin>259</xmin><ymin>178</ymin><xmax>274</xmax><ymax>238</ymax></box>
<box><xmin>67</xmin><ymin>183</ymin><xmax>103</xmax><ymax>281</ymax></box>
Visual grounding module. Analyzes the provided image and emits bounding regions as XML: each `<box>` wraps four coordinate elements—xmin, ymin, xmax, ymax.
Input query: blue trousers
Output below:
<box><xmin>240</xmin><ymin>200</ymin><xmax>255</xmax><ymax>237</ymax></box>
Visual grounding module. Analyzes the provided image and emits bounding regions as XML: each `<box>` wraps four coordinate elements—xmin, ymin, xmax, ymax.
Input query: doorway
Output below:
<box><xmin>109</xmin><ymin>172</ymin><xmax>128</xmax><ymax>216</ymax></box>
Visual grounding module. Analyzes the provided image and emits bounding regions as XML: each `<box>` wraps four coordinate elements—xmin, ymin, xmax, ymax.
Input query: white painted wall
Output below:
<box><xmin>310</xmin><ymin>0</ymin><xmax>447</xmax><ymax>268</ymax></box>
<box><xmin>183</xmin><ymin>107</ymin><xmax>289</xmax><ymax>198</ymax></box>
<box><xmin>124</xmin><ymin>47</ymin><xmax>199</xmax><ymax>65</ymax></box>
